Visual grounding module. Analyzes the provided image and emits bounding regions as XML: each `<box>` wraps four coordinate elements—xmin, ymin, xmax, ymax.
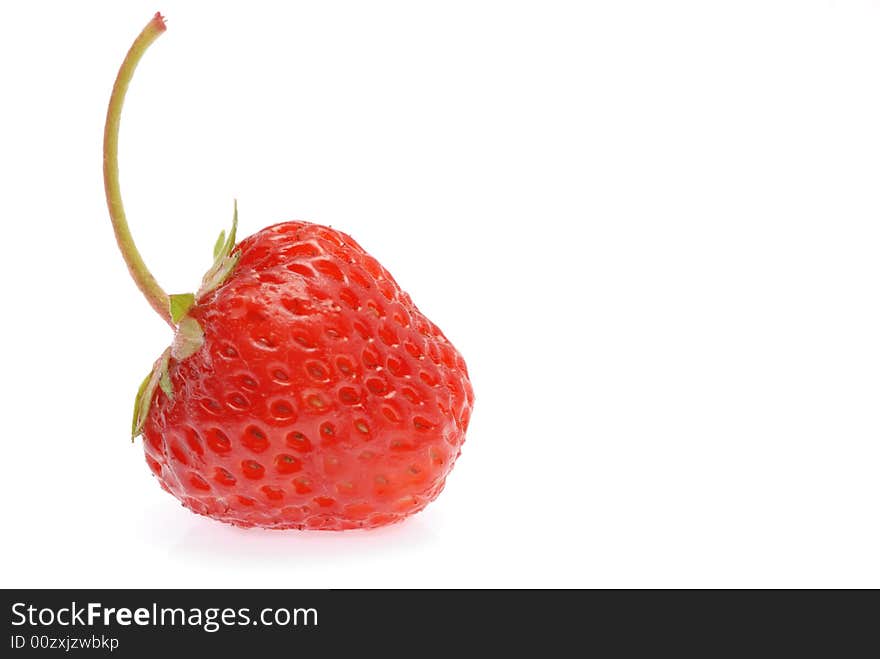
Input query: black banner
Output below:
<box><xmin>1</xmin><ymin>589</ymin><xmax>874</xmax><ymax>654</ymax></box>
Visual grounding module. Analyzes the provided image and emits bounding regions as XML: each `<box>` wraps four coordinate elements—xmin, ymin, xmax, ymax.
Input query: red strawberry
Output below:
<box><xmin>104</xmin><ymin>13</ymin><xmax>473</xmax><ymax>530</ymax></box>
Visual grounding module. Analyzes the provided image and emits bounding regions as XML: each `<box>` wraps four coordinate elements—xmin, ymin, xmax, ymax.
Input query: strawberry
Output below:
<box><xmin>104</xmin><ymin>13</ymin><xmax>473</xmax><ymax>530</ymax></box>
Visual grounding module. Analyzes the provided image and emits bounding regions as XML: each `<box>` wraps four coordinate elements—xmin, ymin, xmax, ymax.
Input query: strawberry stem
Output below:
<box><xmin>103</xmin><ymin>12</ymin><xmax>174</xmax><ymax>327</ymax></box>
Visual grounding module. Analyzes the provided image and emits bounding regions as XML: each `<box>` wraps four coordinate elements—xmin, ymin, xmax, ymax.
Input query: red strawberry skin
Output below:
<box><xmin>142</xmin><ymin>221</ymin><xmax>474</xmax><ymax>530</ymax></box>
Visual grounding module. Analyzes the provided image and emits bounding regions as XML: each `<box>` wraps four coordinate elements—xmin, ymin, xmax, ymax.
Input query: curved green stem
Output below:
<box><xmin>103</xmin><ymin>12</ymin><xmax>174</xmax><ymax>327</ymax></box>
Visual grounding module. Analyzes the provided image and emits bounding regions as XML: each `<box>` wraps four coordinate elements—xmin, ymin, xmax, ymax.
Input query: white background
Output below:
<box><xmin>2</xmin><ymin>0</ymin><xmax>880</xmax><ymax>588</ymax></box>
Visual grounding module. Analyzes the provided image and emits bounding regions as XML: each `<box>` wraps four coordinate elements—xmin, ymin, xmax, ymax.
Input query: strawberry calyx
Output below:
<box><xmin>168</xmin><ymin>199</ymin><xmax>240</xmax><ymax>362</ymax></box>
<box><xmin>130</xmin><ymin>201</ymin><xmax>241</xmax><ymax>437</ymax></box>
<box><xmin>165</xmin><ymin>200</ymin><xmax>239</xmax><ymax>338</ymax></box>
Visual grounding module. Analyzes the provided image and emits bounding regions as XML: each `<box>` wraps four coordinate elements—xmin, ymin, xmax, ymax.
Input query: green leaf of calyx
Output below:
<box><xmin>159</xmin><ymin>371</ymin><xmax>173</xmax><ymax>398</ymax></box>
<box><xmin>213</xmin><ymin>230</ymin><xmax>226</xmax><ymax>260</ymax></box>
<box><xmin>169</xmin><ymin>293</ymin><xmax>195</xmax><ymax>324</ymax></box>
<box><xmin>131</xmin><ymin>371</ymin><xmax>153</xmax><ymax>440</ymax></box>
<box><xmin>224</xmin><ymin>199</ymin><xmax>238</xmax><ymax>257</ymax></box>
<box><xmin>197</xmin><ymin>200</ymin><xmax>241</xmax><ymax>299</ymax></box>
<box><xmin>131</xmin><ymin>348</ymin><xmax>173</xmax><ymax>439</ymax></box>
<box><xmin>171</xmin><ymin>316</ymin><xmax>205</xmax><ymax>360</ymax></box>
